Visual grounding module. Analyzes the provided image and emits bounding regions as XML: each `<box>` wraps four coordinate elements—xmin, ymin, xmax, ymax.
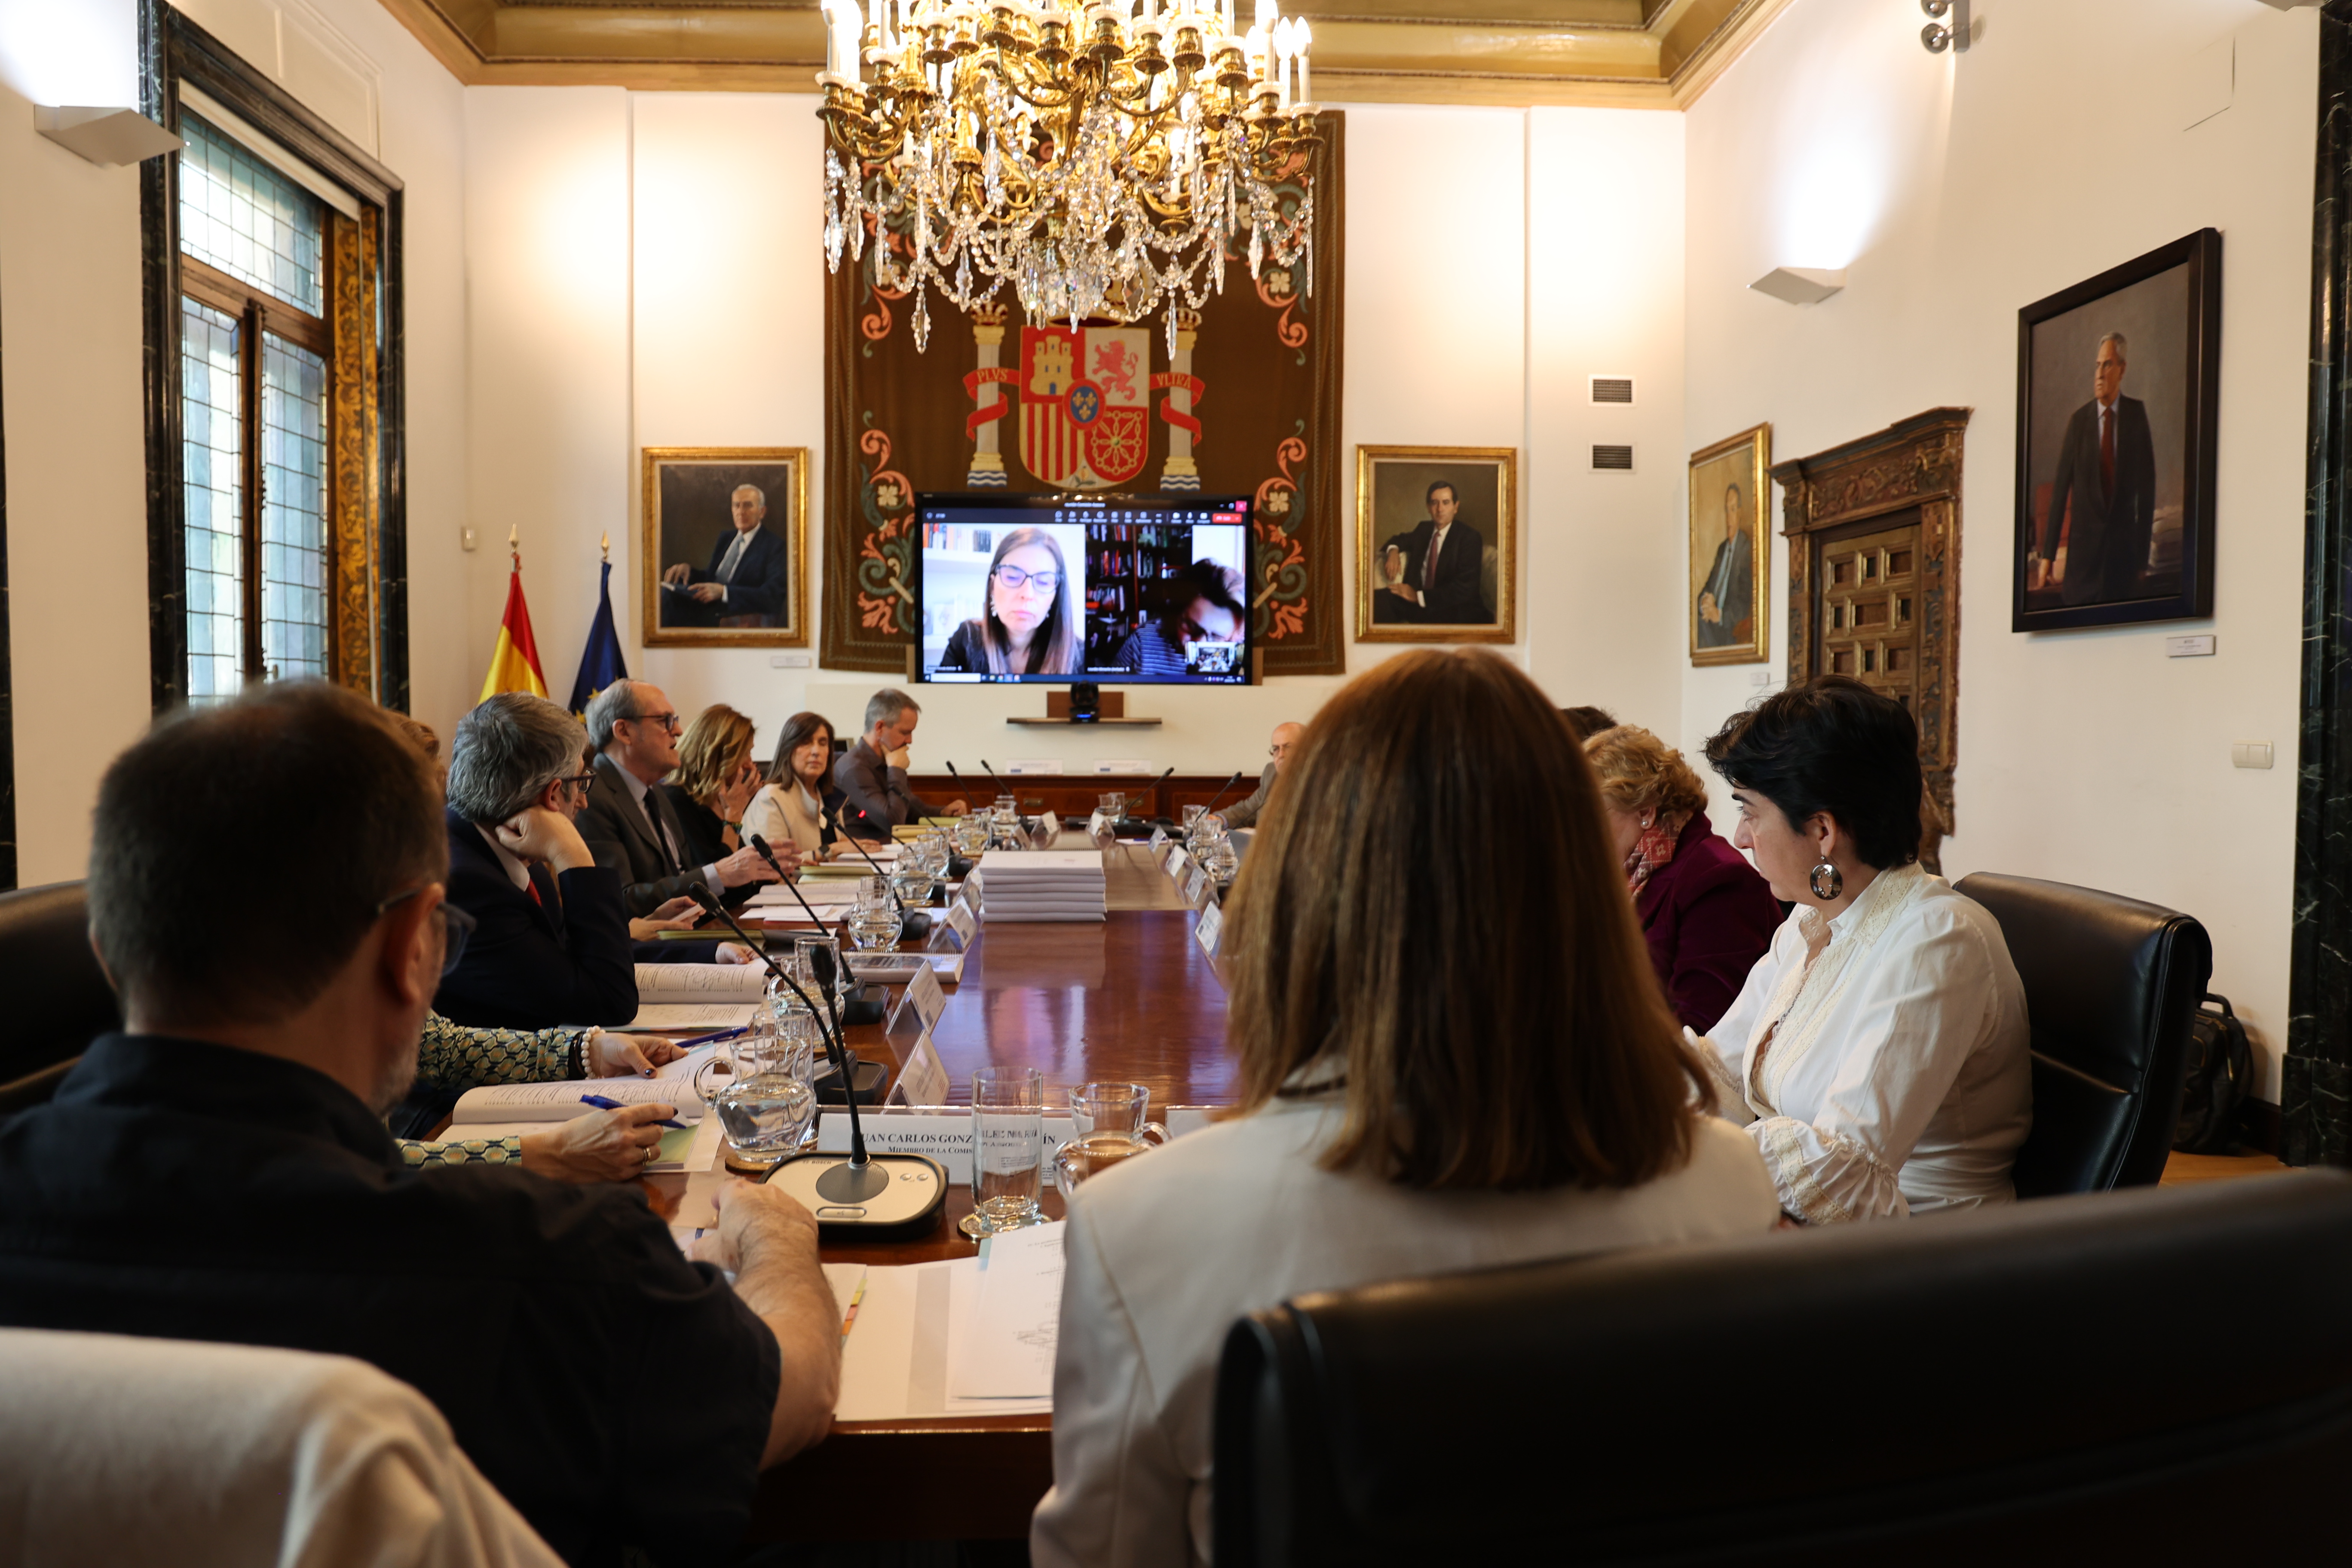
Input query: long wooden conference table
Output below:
<box><xmin>648</xmin><ymin>845</ymin><xmax>1230</xmax><ymax>1542</ymax></box>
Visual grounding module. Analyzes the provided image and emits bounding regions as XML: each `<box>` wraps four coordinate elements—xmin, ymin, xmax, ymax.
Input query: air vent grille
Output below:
<box><xmin>1591</xmin><ymin>444</ymin><xmax>1635</xmax><ymax>472</ymax></box>
<box><xmin>1589</xmin><ymin>376</ymin><xmax>1635</xmax><ymax>405</ymax></box>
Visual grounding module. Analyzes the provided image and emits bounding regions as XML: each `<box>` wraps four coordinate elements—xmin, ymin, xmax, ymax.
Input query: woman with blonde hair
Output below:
<box><xmin>659</xmin><ymin>704</ymin><xmax>762</xmax><ymax>870</ymax></box>
<box><xmin>1030</xmin><ymin>649</ymin><xmax>1777</xmax><ymax>1568</ymax></box>
<box><xmin>1583</xmin><ymin>723</ymin><xmax>1780</xmax><ymax>1032</ymax></box>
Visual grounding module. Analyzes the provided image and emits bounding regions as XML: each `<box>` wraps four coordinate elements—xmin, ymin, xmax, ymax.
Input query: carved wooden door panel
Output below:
<box><xmin>1813</xmin><ymin>513</ymin><xmax>1923</xmax><ymax>714</ymax></box>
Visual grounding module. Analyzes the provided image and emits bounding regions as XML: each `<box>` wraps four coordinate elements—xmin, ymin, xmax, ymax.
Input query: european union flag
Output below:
<box><xmin>568</xmin><ymin>559</ymin><xmax>630</xmax><ymax>718</ymax></box>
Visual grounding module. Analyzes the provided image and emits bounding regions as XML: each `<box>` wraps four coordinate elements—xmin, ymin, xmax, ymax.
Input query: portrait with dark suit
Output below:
<box><xmin>2015</xmin><ymin>230</ymin><xmax>2221</xmax><ymax>632</ymax></box>
<box><xmin>1687</xmin><ymin>423</ymin><xmax>1770</xmax><ymax>666</ymax></box>
<box><xmin>642</xmin><ymin>447</ymin><xmax>808</xmax><ymax>647</ymax></box>
<box><xmin>1355</xmin><ymin>447</ymin><xmax>1516</xmax><ymax>644</ymax></box>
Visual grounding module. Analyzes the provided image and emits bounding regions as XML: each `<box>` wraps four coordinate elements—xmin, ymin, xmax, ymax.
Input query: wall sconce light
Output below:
<box><xmin>34</xmin><ymin>106</ymin><xmax>184</xmax><ymax>167</ymax></box>
<box><xmin>1750</xmin><ymin>266</ymin><xmax>1847</xmax><ymax>306</ymax></box>
<box><xmin>1920</xmin><ymin>0</ymin><xmax>1970</xmax><ymax>55</ymax></box>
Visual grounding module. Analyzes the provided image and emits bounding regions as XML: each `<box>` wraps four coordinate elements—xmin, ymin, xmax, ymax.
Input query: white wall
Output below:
<box><xmin>452</xmin><ymin>93</ymin><xmax>1690</xmax><ymax>776</ymax></box>
<box><xmin>1683</xmin><ymin>0</ymin><xmax>2319</xmax><ymax>1097</ymax></box>
<box><xmin>0</xmin><ymin>0</ymin><xmax>467</xmax><ymax>884</ymax></box>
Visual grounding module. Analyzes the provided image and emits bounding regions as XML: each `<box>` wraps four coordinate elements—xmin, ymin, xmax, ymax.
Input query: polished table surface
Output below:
<box><xmin>648</xmin><ymin>844</ymin><xmax>1231</xmax><ymax>1542</ymax></box>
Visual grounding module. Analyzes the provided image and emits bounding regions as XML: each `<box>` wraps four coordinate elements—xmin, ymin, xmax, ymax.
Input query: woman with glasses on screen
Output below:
<box><xmin>1109</xmin><ymin>560</ymin><xmax>1247</xmax><ymax>678</ymax></box>
<box><xmin>937</xmin><ymin>527</ymin><xmax>1083</xmax><ymax>677</ymax></box>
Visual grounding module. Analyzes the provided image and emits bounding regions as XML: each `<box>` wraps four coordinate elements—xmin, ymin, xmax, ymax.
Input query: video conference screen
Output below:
<box><xmin>915</xmin><ymin>494</ymin><xmax>1253</xmax><ymax>686</ymax></box>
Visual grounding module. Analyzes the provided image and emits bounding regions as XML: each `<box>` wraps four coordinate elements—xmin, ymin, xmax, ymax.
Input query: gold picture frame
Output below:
<box><xmin>1688</xmin><ymin>423</ymin><xmax>1772</xmax><ymax>666</ymax></box>
<box><xmin>1353</xmin><ymin>445</ymin><xmax>1518</xmax><ymax>644</ymax></box>
<box><xmin>641</xmin><ymin>447</ymin><xmax>809</xmax><ymax>648</ymax></box>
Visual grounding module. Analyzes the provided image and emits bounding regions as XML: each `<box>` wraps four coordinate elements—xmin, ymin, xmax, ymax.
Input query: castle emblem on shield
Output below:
<box><xmin>1020</xmin><ymin>326</ymin><xmax>1149</xmax><ymax>490</ymax></box>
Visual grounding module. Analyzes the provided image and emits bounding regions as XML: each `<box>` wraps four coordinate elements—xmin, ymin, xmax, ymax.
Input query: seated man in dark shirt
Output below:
<box><xmin>0</xmin><ymin>682</ymin><xmax>839</xmax><ymax>1566</ymax></box>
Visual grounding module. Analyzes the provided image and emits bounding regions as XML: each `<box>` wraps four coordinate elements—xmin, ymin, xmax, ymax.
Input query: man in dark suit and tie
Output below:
<box><xmin>1376</xmin><ymin>480</ymin><xmax>1490</xmax><ymax>625</ymax></box>
<box><xmin>1695</xmin><ymin>482</ymin><xmax>1754</xmax><ymax>650</ymax></box>
<box><xmin>435</xmin><ymin>692</ymin><xmax>639</xmax><ymax>1031</ymax></box>
<box><xmin>661</xmin><ymin>484</ymin><xmax>790</xmax><ymax>628</ymax></box>
<box><xmin>2031</xmin><ymin>331</ymin><xmax>2158</xmax><ymax>607</ymax></box>
<box><xmin>576</xmin><ymin>679</ymin><xmax>789</xmax><ymax>916</ymax></box>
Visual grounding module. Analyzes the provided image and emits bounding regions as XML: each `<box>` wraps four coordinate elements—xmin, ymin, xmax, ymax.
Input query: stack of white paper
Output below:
<box><xmin>833</xmin><ymin>1222</ymin><xmax>1065</xmax><ymax>1422</ymax></box>
<box><xmin>977</xmin><ymin>848</ymin><xmax>1106</xmax><ymax>923</ymax></box>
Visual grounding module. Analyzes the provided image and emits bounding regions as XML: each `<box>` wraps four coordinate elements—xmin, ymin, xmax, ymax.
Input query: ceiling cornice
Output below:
<box><xmin>374</xmin><ymin>0</ymin><xmax>1788</xmax><ymax>106</ymax></box>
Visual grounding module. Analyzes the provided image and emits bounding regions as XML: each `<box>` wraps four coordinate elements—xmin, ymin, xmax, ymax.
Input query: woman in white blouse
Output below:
<box><xmin>1030</xmin><ymin>649</ymin><xmax>1780</xmax><ymax>1568</ymax></box>
<box><xmin>1694</xmin><ymin>675</ymin><xmax>2031</xmax><ymax>1223</ymax></box>
<box><xmin>741</xmin><ymin>711</ymin><xmax>841</xmax><ymax>860</ymax></box>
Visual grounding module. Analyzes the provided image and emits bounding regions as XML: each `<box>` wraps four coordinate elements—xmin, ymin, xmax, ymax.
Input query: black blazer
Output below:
<box><xmin>577</xmin><ymin>754</ymin><xmax>753</xmax><ymax>918</ymax></box>
<box><xmin>670</xmin><ymin>526</ymin><xmax>788</xmax><ymax>625</ymax></box>
<box><xmin>1382</xmin><ymin>518</ymin><xmax>1488</xmax><ymax>625</ymax></box>
<box><xmin>2040</xmin><ymin>394</ymin><xmax>2157</xmax><ymax>606</ymax></box>
<box><xmin>660</xmin><ymin>784</ymin><xmax>734</xmax><ymax>870</ymax></box>
<box><xmin>433</xmin><ymin>808</ymin><xmax>638</xmax><ymax>1029</ymax></box>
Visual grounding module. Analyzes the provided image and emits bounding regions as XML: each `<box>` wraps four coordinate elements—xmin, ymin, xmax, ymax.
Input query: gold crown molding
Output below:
<box><xmin>373</xmin><ymin>0</ymin><xmax>1782</xmax><ymax>104</ymax></box>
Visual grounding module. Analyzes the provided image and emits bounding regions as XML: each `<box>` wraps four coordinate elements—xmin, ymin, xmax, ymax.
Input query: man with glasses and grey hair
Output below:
<box><xmin>436</xmin><ymin>691</ymin><xmax>640</xmax><ymax>1030</ymax></box>
<box><xmin>579</xmin><ymin>679</ymin><xmax>790</xmax><ymax>915</ymax></box>
<box><xmin>836</xmin><ymin>688</ymin><xmax>968</xmax><ymax>841</ymax></box>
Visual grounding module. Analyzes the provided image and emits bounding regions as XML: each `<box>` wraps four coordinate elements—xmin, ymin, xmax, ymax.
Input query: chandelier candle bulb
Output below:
<box><xmin>1294</xmin><ymin>19</ymin><xmax>1309</xmax><ymax>102</ymax></box>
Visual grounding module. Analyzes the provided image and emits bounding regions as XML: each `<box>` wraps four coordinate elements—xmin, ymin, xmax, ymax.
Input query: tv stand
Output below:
<box><xmin>1008</xmin><ymin>691</ymin><xmax>1161</xmax><ymax>727</ymax></box>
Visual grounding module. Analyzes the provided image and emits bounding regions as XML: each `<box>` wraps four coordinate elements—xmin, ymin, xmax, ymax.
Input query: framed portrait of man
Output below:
<box><xmin>1353</xmin><ymin>446</ymin><xmax>1517</xmax><ymax>644</ymax></box>
<box><xmin>1687</xmin><ymin>423</ymin><xmax>1772</xmax><ymax>666</ymax></box>
<box><xmin>2013</xmin><ymin>229</ymin><xmax>2221</xmax><ymax>633</ymax></box>
<box><xmin>641</xmin><ymin>447</ymin><xmax>809</xmax><ymax>648</ymax></box>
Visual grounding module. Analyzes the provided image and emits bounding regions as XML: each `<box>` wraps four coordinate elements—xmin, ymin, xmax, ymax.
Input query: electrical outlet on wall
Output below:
<box><xmin>769</xmin><ymin>652</ymin><xmax>813</xmax><ymax>668</ymax></box>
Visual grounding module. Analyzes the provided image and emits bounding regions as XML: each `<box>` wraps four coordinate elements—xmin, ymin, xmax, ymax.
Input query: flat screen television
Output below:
<box><xmin>914</xmin><ymin>492</ymin><xmax>1254</xmax><ymax>685</ymax></box>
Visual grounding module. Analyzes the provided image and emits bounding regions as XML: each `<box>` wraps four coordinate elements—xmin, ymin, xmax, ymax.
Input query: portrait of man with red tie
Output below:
<box><xmin>1355</xmin><ymin>446</ymin><xmax>1517</xmax><ymax>644</ymax></box>
<box><xmin>2015</xmin><ymin>229</ymin><xmax>2220</xmax><ymax>632</ymax></box>
<box><xmin>642</xmin><ymin>447</ymin><xmax>809</xmax><ymax>646</ymax></box>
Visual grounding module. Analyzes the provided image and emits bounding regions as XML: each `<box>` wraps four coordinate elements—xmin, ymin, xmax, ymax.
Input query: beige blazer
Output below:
<box><xmin>742</xmin><ymin>781</ymin><xmax>827</xmax><ymax>858</ymax></box>
<box><xmin>1029</xmin><ymin>1095</ymin><xmax>1779</xmax><ymax>1568</ymax></box>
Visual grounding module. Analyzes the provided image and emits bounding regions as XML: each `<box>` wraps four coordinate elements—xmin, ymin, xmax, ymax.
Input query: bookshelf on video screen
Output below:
<box><xmin>916</xmin><ymin>495</ymin><xmax>1253</xmax><ymax>686</ymax></box>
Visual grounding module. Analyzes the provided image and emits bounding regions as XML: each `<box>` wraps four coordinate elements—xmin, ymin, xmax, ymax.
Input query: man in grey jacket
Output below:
<box><xmin>1219</xmin><ymin>721</ymin><xmax>1303</xmax><ymax>831</ymax></box>
<box><xmin>835</xmin><ymin>689</ymin><xmax>969</xmax><ymax>840</ymax></box>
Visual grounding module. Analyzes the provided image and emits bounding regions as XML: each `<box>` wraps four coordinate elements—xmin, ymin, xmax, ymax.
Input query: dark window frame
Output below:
<box><xmin>138</xmin><ymin>0</ymin><xmax>409</xmax><ymax>713</ymax></box>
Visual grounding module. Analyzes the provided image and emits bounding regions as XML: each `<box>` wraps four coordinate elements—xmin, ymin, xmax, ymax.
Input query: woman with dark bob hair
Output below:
<box><xmin>1695</xmin><ymin>675</ymin><xmax>2030</xmax><ymax>1224</ymax></box>
<box><xmin>1030</xmin><ymin>649</ymin><xmax>1778</xmax><ymax>1568</ymax></box>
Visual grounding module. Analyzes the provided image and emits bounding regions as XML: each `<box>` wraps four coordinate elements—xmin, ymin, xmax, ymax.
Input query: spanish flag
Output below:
<box><xmin>480</xmin><ymin>550</ymin><xmax>549</xmax><ymax>701</ymax></box>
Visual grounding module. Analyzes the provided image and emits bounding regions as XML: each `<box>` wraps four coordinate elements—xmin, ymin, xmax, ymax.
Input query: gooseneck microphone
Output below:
<box><xmin>1198</xmin><ymin>770</ymin><xmax>1246</xmax><ymax>820</ymax></box>
<box><xmin>747</xmin><ymin>833</ymin><xmax>834</xmax><ymax>932</ymax></box>
<box><xmin>976</xmin><ymin>759</ymin><xmax>1014</xmax><ymax>800</ymax></box>
<box><xmin>1133</xmin><ymin>765</ymin><xmax>1177</xmax><ymax>830</ymax></box>
<box><xmin>838</xmin><ymin>807</ymin><xmax>935</xmax><ymax>940</ymax></box>
<box><xmin>689</xmin><ymin>885</ymin><xmax>886</xmax><ymax>1200</ymax></box>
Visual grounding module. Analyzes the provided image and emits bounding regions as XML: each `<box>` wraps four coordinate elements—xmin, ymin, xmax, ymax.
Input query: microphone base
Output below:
<box><xmin>815</xmin><ymin>1054</ymin><xmax>889</xmax><ymax>1103</ymax></box>
<box><xmin>898</xmin><ymin>911</ymin><xmax>934</xmax><ymax>942</ymax></box>
<box><xmin>838</xmin><ymin>982</ymin><xmax>891</xmax><ymax>1028</ymax></box>
<box><xmin>762</xmin><ymin>1153</ymin><xmax>948</xmax><ymax>1237</ymax></box>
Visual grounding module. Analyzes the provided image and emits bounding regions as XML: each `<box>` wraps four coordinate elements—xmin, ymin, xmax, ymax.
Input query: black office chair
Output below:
<box><xmin>0</xmin><ymin>881</ymin><xmax>119</xmax><ymax>1117</ymax></box>
<box><xmin>1214</xmin><ymin>1173</ymin><xmax>2352</xmax><ymax>1567</ymax></box>
<box><xmin>1953</xmin><ymin>872</ymin><xmax>2211</xmax><ymax>1197</ymax></box>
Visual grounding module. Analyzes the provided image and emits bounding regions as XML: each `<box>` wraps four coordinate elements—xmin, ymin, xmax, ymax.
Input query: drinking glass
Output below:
<box><xmin>953</xmin><ymin>813</ymin><xmax>991</xmax><ymax>857</ymax></box>
<box><xmin>1052</xmin><ymin>1081</ymin><xmax>1170</xmax><ymax>1192</ymax></box>
<box><xmin>793</xmin><ymin>934</ymin><xmax>847</xmax><ymax>1013</ymax></box>
<box><xmin>891</xmin><ymin>857</ymin><xmax>935</xmax><ymax>908</ymax></box>
<box><xmin>1205</xmin><ymin>835</ymin><xmax>1240</xmax><ymax>888</ymax></box>
<box><xmin>961</xmin><ymin>1066</ymin><xmax>1047</xmax><ymax>1238</ymax></box>
<box><xmin>1098</xmin><ymin>792</ymin><xmax>1127</xmax><ymax>821</ymax></box>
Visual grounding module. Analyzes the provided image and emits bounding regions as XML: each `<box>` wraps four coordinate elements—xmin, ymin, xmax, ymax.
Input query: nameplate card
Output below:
<box><xmin>1183</xmin><ymin>862</ymin><xmax>1209</xmax><ymax>906</ymax></box>
<box><xmin>940</xmin><ymin>901</ymin><xmax>979</xmax><ymax>951</ymax></box>
<box><xmin>1194</xmin><ymin>902</ymin><xmax>1223</xmax><ymax>958</ymax></box>
<box><xmin>1149</xmin><ymin>825</ymin><xmax>1167</xmax><ymax>851</ymax></box>
<box><xmin>961</xmin><ymin>871</ymin><xmax>985</xmax><ymax>912</ymax></box>
<box><xmin>1087</xmin><ymin>811</ymin><xmax>1110</xmax><ymax>840</ymax></box>
<box><xmin>888</xmin><ymin>961</ymin><xmax>949</xmax><ymax>1038</ymax></box>
<box><xmin>815</xmin><ymin>1109</ymin><xmax>1073</xmax><ymax>1185</ymax></box>
<box><xmin>886</xmin><ymin>1028</ymin><xmax>951</xmax><ymax>1108</ymax></box>
<box><xmin>1164</xmin><ymin>843</ymin><xmax>1188</xmax><ymax>877</ymax></box>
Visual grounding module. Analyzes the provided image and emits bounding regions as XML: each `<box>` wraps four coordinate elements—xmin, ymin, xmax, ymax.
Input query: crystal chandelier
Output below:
<box><xmin>816</xmin><ymin>0</ymin><xmax>1320</xmax><ymax>352</ymax></box>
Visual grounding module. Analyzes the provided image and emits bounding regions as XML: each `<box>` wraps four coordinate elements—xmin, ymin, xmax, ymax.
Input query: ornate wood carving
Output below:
<box><xmin>1772</xmin><ymin>407</ymin><xmax>1970</xmax><ymax>872</ymax></box>
<box><xmin>329</xmin><ymin>205</ymin><xmax>381</xmax><ymax>696</ymax></box>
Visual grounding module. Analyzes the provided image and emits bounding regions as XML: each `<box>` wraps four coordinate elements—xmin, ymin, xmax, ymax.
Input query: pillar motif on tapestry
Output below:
<box><xmin>821</xmin><ymin>115</ymin><xmax>1344</xmax><ymax>676</ymax></box>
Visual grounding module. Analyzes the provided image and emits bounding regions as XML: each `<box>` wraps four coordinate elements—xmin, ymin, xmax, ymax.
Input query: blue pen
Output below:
<box><xmin>580</xmin><ymin>1093</ymin><xmax>686</xmax><ymax>1130</ymax></box>
<box><xmin>671</xmin><ymin>1024</ymin><xmax>751</xmax><ymax>1050</ymax></box>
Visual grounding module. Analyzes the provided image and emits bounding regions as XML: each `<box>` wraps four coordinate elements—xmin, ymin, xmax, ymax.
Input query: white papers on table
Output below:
<box><xmin>612</xmin><ymin>1003</ymin><xmax>759</xmax><ymax>1032</ymax></box>
<box><xmin>636</xmin><ymin>963</ymin><xmax>767</xmax><ymax>998</ymax></box>
<box><xmin>833</xmin><ymin>1236</ymin><xmax>1062</xmax><ymax>1422</ymax></box>
<box><xmin>978</xmin><ymin>848</ymin><xmax>1106</xmax><ymax>923</ymax></box>
<box><xmin>451</xmin><ymin>1077</ymin><xmax>703</xmax><ymax>1121</ymax></box>
<box><xmin>952</xmin><ymin>1222</ymin><xmax>1065</xmax><ymax>1399</ymax></box>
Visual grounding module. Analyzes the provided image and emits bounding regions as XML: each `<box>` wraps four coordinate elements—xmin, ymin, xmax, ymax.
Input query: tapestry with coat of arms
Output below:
<box><xmin>820</xmin><ymin>113</ymin><xmax>1345</xmax><ymax>676</ymax></box>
